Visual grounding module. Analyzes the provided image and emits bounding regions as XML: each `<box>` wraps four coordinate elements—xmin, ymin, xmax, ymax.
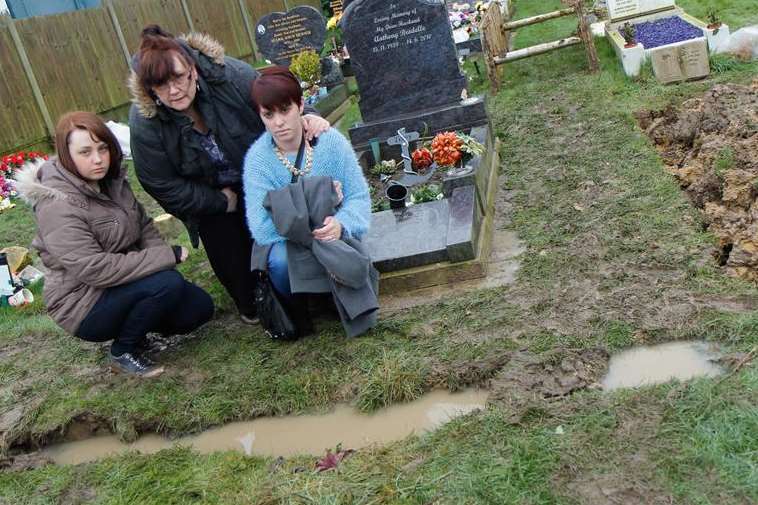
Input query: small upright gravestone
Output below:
<box><xmin>342</xmin><ymin>0</ymin><xmax>488</xmax><ymax>149</ymax></box>
<box><xmin>255</xmin><ymin>6</ymin><xmax>327</xmax><ymax>66</ymax></box>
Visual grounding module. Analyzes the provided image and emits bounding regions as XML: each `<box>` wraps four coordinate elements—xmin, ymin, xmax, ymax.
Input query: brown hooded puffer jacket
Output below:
<box><xmin>14</xmin><ymin>159</ymin><xmax>177</xmax><ymax>334</ymax></box>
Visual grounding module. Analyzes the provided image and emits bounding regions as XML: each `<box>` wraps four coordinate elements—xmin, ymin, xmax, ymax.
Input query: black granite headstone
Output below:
<box><xmin>255</xmin><ymin>6</ymin><xmax>327</xmax><ymax>66</ymax></box>
<box><xmin>342</xmin><ymin>0</ymin><xmax>467</xmax><ymax>123</ymax></box>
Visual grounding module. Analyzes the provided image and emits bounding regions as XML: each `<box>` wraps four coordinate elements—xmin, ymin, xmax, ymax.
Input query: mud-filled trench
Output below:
<box><xmin>23</xmin><ymin>341</ymin><xmax>725</xmax><ymax>467</ymax></box>
<box><xmin>637</xmin><ymin>79</ymin><xmax>758</xmax><ymax>281</ymax></box>
<box><xmin>39</xmin><ymin>390</ymin><xmax>488</xmax><ymax>466</ymax></box>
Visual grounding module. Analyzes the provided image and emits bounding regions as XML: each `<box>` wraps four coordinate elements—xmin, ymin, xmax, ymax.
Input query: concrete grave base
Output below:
<box><xmin>367</xmin><ymin>137</ymin><xmax>502</xmax><ymax>295</ymax></box>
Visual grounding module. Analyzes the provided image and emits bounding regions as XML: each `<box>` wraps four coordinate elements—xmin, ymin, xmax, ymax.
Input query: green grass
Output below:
<box><xmin>1</xmin><ymin>0</ymin><xmax>758</xmax><ymax>502</ymax></box>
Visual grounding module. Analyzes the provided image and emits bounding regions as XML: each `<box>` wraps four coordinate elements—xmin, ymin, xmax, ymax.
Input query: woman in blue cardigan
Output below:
<box><xmin>242</xmin><ymin>66</ymin><xmax>371</xmax><ymax>331</ymax></box>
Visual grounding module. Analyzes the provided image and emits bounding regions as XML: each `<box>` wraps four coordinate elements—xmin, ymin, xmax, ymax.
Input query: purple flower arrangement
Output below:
<box><xmin>630</xmin><ymin>16</ymin><xmax>704</xmax><ymax>49</ymax></box>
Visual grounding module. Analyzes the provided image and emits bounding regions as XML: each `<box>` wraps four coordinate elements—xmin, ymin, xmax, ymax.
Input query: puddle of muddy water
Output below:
<box><xmin>381</xmin><ymin>229</ymin><xmax>525</xmax><ymax>312</ymax></box>
<box><xmin>41</xmin><ymin>389</ymin><xmax>487</xmax><ymax>465</ymax></box>
<box><xmin>602</xmin><ymin>341</ymin><xmax>723</xmax><ymax>391</ymax></box>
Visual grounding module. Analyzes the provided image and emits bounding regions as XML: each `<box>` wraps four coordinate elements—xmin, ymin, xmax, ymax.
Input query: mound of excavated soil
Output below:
<box><xmin>637</xmin><ymin>80</ymin><xmax>758</xmax><ymax>281</ymax></box>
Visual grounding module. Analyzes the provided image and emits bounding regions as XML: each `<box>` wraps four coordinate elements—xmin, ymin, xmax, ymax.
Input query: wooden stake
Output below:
<box><xmin>573</xmin><ymin>0</ymin><xmax>600</xmax><ymax>73</ymax></box>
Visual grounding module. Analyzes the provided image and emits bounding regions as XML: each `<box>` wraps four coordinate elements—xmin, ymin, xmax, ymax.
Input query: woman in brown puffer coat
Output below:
<box><xmin>15</xmin><ymin>112</ymin><xmax>213</xmax><ymax>378</ymax></box>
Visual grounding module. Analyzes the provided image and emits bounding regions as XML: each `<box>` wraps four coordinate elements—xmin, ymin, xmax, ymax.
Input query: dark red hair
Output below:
<box><xmin>250</xmin><ymin>66</ymin><xmax>303</xmax><ymax>112</ymax></box>
<box><xmin>55</xmin><ymin>112</ymin><xmax>122</xmax><ymax>180</ymax></box>
<box><xmin>136</xmin><ymin>25</ymin><xmax>194</xmax><ymax>93</ymax></box>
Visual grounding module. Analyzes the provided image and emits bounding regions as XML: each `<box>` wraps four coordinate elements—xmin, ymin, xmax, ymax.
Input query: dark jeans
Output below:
<box><xmin>76</xmin><ymin>270</ymin><xmax>214</xmax><ymax>356</ymax></box>
<box><xmin>197</xmin><ymin>209</ymin><xmax>257</xmax><ymax>316</ymax></box>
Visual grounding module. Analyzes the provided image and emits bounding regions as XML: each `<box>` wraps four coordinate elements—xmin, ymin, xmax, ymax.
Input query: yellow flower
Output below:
<box><xmin>326</xmin><ymin>13</ymin><xmax>342</xmax><ymax>30</ymax></box>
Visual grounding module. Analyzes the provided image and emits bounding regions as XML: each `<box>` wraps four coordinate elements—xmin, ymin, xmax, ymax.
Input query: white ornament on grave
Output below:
<box><xmin>387</xmin><ymin>128</ymin><xmax>437</xmax><ymax>186</ymax></box>
<box><xmin>387</xmin><ymin>128</ymin><xmax>420</xmax><ymax>175</ymax></box>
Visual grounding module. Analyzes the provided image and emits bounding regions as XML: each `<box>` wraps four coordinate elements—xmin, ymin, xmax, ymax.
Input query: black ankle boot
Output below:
<box><xmin>289</xmin><ymin>294</ymin><xmax>314</xmax><ymax>338</ymax></box>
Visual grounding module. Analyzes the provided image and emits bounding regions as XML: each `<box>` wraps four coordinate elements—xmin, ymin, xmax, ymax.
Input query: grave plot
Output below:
<box><xmin>342</xmin><ymin>0</ymin><xmax>499</xmax><ymax>293</ymax></box>
<box><xmin>604</xmin><ymin>0</ymin><xmax>731</xmax><ymax>82</ymax></box>
<box><xmin>359</xmin><ymin>124</ymin><xmax>498</xmax><ymax>288</ymax></box>
<box><xmin>637</xmin><ymin>80</ymin><xmax>758</xmax><ymax>281</ymax></box>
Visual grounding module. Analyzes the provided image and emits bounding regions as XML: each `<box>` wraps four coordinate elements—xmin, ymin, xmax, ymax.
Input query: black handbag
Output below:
<box><xmin>253</xmin><ymin>270</ymin><xmax>298</xmax><ymax>341</ymax></box>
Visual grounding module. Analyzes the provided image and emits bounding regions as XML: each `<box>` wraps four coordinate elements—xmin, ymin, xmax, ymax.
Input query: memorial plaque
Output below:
<box><xmin>342</xmin><ymin>0</ymin><xmax>468</xmax><ymax>123</ymax></box>
<box><xmin>256</xmin><ymin>6</ymin><xmax>327</xmax><ymax>66</ymax></box>
<box><xmin>651</xmin><ymin>39</ymin><xmax>709</xmax><ymax>84</ymax></box>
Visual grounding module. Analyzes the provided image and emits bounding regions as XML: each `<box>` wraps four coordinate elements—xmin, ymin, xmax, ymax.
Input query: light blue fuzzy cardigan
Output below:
<box><xmin>243</xmin><ymin>128</ymin><xmax>371</xmax><ymax>245</ymax></box>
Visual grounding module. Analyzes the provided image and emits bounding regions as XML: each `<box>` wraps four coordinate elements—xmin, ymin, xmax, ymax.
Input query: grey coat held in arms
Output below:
<box><xmin>251</xmin><ymin>176</ymin><xmax>379</xmax><ymax>337</ymax></box>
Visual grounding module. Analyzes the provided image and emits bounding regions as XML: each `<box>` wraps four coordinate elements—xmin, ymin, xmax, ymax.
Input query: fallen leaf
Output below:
<box><xmin>315</xmin><ymin>446</ymin><xmax>355</xmax><ymax>472</ymax></box>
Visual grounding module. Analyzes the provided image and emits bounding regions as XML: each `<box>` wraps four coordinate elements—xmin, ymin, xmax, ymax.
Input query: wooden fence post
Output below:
<box><xmin>103</xmin><ymin>0</ymin><xmax>132</xmax><ymax>68</ymax></box>
<box><xmin>573</xmin><ymin>0</ymin><xmax>600</xmax><ymax>73</ymax></box>
<box><xmin>180</xmin><ymin>0</ymin><xmax>196</xmax><ymax>33</ymax></box>
<box><xmin>237</xmin><ymin>0</ymin><xmax>261</xmax><ymax>62</ymax></box>
<box><xmin>7</xmin><ymin>19</ymin><xmax>55</xmax><ymax>139</ymax></box>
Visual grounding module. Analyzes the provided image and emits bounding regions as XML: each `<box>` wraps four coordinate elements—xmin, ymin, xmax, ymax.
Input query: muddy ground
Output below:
<box><xmin>637</xmin><ymin>79</ymin><xmax>758</xmax><ymax>281</ymax></box>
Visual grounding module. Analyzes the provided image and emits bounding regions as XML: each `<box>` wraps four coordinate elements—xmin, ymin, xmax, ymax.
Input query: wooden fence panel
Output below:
<box><xmin>15</xmin><ymin>9</ymin><xmax>130</xmax><ymax>121</ymax></box>
<box><xmin>0</xmin><ymin>22</ymin><xmax>48</xmax><ymax>151</ymax></box>
<box><xmin>112</xmin><ymin>0</ymin><xmax>191</xmax><ymax>54</ymax></box>
<box><xmin>185</xmin><ymin>0</ymin><xmax>252</xmax><ymax>59</ymax></box>
<box><xmin>246</xmin><ymin>0</ymin><xmax>287</xmax><ymax>24</ymax></box>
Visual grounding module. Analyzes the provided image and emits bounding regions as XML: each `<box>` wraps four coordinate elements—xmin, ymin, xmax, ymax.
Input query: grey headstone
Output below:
<box><xmin>255</xmin><ymin>6</ymin><xmax>327</xmax><ymax>66</ymax></box>
<box><xmin>342</xmin><ymin>0</ymin><xmax>468</xmax><ymax>123</ymax></box>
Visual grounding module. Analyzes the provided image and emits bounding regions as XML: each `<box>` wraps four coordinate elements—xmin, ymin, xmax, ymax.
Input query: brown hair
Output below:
<box><xmin>136</xmin><ymin>25</ymin><xmax>194</xmax><ymax>94</ymax></box>
<box><xmin>55</xmin><ymin>111</ymin><xmax>122</xmax><ymax>180</ymax></box>
<box><xmin>251</xmin><ymin>66</ymin><xmax>303</xmax><ymax>113</ymax></box>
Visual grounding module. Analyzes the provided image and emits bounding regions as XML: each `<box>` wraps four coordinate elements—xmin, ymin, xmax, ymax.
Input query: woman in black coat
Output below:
<box><xmin>128</xmin><ymin>25</ymin><xmax>328</xmax><ymax>323</ymax></box>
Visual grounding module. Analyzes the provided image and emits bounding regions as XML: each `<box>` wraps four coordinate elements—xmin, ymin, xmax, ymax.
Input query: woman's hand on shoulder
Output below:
<box><xmin>221</xmin><ymin>187</ymin><xmax>238</xmax><ymax>213</ymax></box>
<box><xmin>313</xmin><ymin>216</ymin><xmax>342</xmax><ymax>242</ymax></box>
<box><xmin>302</xmin><ymin>114</ymin><xmax>330</xmax><ymax>141</ymax></box>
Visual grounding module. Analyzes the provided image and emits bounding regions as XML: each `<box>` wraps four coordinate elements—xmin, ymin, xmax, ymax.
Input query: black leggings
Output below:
<box><xmin>76</xmin><ymin>270</ymin><xmax>214</xmax><ymax>356</ymax></box>
<box><xmin>197</xmin><ymin>209</ymin><xmax>257</xmax><ymax>316</ymax></box>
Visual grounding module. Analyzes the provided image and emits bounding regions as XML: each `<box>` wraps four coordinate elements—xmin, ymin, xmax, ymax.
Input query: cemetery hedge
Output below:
<box><xmin>1</xmin><ymin>0</ymin><xmax>757</xmax><ymax>503</ymax></box>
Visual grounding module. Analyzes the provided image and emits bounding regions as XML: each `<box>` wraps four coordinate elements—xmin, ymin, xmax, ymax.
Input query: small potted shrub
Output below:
<box><xmin>620</xmin><ymin>22</ymin><xmax>637</xmax><ymax>48</ymax></box>
<box><xmin>706</xmin><ymin>8</ymin><xmax>721</xmax><ymax>31</ymax></box>
<box><xmin>290</xmin><ymin>49</ymin><xmax>322</xmax><ymax>103</ymax></box>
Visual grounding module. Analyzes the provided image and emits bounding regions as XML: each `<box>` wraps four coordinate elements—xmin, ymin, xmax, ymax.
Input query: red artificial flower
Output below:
<box><xmin>13</xmin><ymin>155</ymin><xmax>23</xmax><ymax>165</ymax></box>
<box><xmin>43</xmin><ymin>154</ymin><xmax>49</xmax><ymax>160</ymax></box>
<box><xmin>28</xmin><ymin>152</ymin><xmax>37</xmax><ymax>160</ymax></box>
<box><xmin>411</xmin><ymin>148</ymin><xmax>433</xmax><ymax>170</ymax></box>
<box><xmin>0</xmin><ymin>163</ymin><xmax>7</xmax><ymax>173</ymax></box>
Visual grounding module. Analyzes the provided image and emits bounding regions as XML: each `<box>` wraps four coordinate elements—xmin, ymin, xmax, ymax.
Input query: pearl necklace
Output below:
<box><xmin>274</xmin><ymin>142</ymin><xmax>313</xmax><ymax>177</ymax></box>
